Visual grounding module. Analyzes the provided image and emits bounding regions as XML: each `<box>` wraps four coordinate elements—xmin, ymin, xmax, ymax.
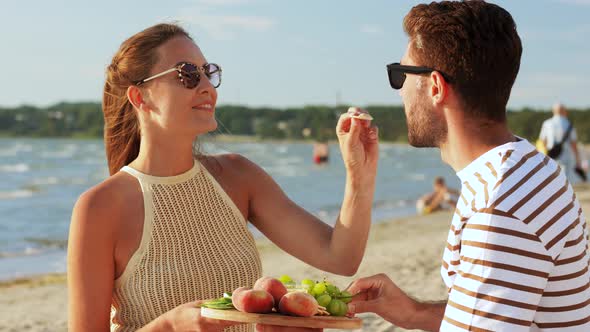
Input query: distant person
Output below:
<box><xmin>539</xmin><ymin>103</ymin><xmax>583</xmax><ymax>182</ymax></box>
<box><xmin>312</xmin><ymin>141</ymin><xmax>329</xmax><ymax>164</ymax></box>
<box><xmin>347</xmin><ymin>1</ymin><xmax>590</xmax><ymax>331</ymax></box>
<box><xmin>416</xmin><ymin>177</ymin><xmax>459</xmax><ymax>215</ymax></box>
<box><xmin>67</xmin><ymin>23</ymin><xmax>379</xmax><ymax>332</ymax></box>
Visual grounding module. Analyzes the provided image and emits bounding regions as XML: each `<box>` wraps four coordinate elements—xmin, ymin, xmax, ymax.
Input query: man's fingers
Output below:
<box><xmin>350</xmin><ymin>290</ymin><xmax>369</xmax><ymax>302</ymax></box>
<box><xmin>347</xmin><ymin>275</ymin><xmax>381</xmax><ymax>295</ymax></box>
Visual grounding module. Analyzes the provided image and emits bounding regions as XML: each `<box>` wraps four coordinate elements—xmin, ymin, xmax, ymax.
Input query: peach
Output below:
<box><xmin>253</xmin><ymin>277</ymin><xmax>288</xmax><ymax>309</ymax></box>
<box><xmin>232</xmin><ymin>287</ymin><xmax>275</xmax><ymax>313</ymax></box>
<box><xmin>278</xmin><ymin>291</ymin><xmax>318</xmax><ymax>317</ymax></box>
<box><xmin>232</xmin><ymin>286</ymin><xmax>249</xmax><ymax>297</ymax></box>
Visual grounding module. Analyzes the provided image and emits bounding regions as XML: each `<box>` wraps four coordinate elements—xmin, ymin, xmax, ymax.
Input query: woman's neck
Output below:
<box><xmin>129</xmin><ymin>136</ymin><xmax>196</xmax><ymax>177</ymax></box>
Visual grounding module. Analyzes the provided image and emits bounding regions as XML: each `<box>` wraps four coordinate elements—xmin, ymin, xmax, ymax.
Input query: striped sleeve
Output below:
<box><xmin>441</xmin><ymin>211</ymin><xmax>552</xmax><ymax>331</ymax></box>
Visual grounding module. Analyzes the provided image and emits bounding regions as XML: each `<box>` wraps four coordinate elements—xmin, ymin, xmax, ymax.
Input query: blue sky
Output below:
<box><xmin>1</xmin><ymin>0</ymin><xmax>589</xmax><ymax>109</ymax></box>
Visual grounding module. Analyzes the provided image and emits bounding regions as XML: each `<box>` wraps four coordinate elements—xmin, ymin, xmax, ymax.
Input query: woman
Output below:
<box><xmin>67</xmin><ymin>23</ymin><xmax>378</xmax><ymax>331</ymax></box>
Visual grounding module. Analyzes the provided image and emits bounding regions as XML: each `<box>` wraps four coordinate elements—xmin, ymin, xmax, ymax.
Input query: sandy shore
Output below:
<box><xmin>3</xmin><ymin>184</ymin><xmax>590</xmax><ymax>332</ymax></box>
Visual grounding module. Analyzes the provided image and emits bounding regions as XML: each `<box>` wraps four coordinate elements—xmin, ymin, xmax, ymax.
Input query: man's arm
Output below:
<box><xmin>347</xmin><ymin>274</ymin><xmax>446</xmax><ymax>331</ymax></box>
<box><xmin>410</xmin><ymin>301</ymin><xmax>447</xmax><ymax>331</ymax></box>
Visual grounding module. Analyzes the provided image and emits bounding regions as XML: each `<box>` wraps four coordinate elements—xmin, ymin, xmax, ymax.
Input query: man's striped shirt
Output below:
<box><xmin>440</xmin><ymin>139</ymin><xmax>590</xmax><ymax>331</ymax></box>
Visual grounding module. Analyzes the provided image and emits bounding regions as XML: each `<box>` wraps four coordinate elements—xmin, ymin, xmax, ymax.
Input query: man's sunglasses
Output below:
<box><xmin>386</xmin><ymin>62</ymin><xmax>451</xmax><ymax>90</ymax></box>
<box><xmin>135</xmin><ymin>62</ymin><xmax>222</xmax><ymax>89</ymax></box>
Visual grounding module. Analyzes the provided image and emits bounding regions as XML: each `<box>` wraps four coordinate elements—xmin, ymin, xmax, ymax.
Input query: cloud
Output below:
<box><xmin>520</xmin><ymin>23</ymin><xmax>590</xmax><ymax>44</ymax></box>
<box><xmin>510</xmin><ymin>72</ymin><xmax>588</xmax><ymax>107</ymax></box>
<box><xmin>554</xmin><ymin>0</ymin><xmax>590</xmax><ymax>5</ymax></box>
<box><xmin>178</xmin><ymin>13</ymin><xmax>275</xmax><ymax>40</ymax></box>
<box><xmin>176</xmin><ymin>0</ymin><xmax>275</xmax><ymax>40</ymax></box>
<box><xmin>189</xmin><ymin>0</ymin><xmax>252</xmax><ymax>5</ymax></box>
<box><xmin>360</xmin><ymin>24</ymin><xmax>383</xmax><ymax>34</ymax></box>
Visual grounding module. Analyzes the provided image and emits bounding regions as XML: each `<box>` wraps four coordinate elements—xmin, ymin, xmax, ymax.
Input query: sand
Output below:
<box><xmin>2</xmin><ymin>184</ymin><xmax>589</xmax><ymax>332</ymax></box>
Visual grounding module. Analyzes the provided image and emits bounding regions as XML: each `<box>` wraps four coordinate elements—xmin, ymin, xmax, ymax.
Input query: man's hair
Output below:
<box><xmin>404</xmin><ymin>0</ymin><xmax>522</xmax><ymax>122</ymax></box>
<box><xmin>434</xmin><ymin>176</ymin><xmax>445</xmax><ymax>186</ymax></box>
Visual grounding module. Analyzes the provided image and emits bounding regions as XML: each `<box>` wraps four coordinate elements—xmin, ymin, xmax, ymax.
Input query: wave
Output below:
<box><xmin>40</xmin><ymin>151</ymin><xmax>75</xmax><ymax>159</ymax></box>
<box><xmin>0</xmin><ymin>143</ymin><xmax>33</xmax><ymax>157</ymax></box>
<box><xmin>374</xmin><ymin>199</ymin><xmax>412</xmax><ymax>209</ymax></box>
<box><xmin>0</xmin><ymin>238</ymin><xmax>67</xmax><ymax>260</ymax></box>
<box><xmin>29</xmin><ymin>176</ymin><xmax>60</xmax><ymax>186</ymax></box>
<box><xmin>0</xmin><ymin>163</ymin><xmax>30</xmax><ymax>173</ymax></box>
<box><xmin>407</xmin><ymin>173</ymin><xmax>427</xmax><ymax>181</ymax></box>
<box><xmin>0</xmin><ymin>189</ymin><xmax>35</xmax><ymax>200</ymax></box>
<box><xmin>39</xmin><ymin>143</ymin><xmax>79</xmax><ymax>159</ymax></box>
<box><xmin>24</xmin><ymin>237</ymin><xmax>68</xmax><ymax>250</ymax></box>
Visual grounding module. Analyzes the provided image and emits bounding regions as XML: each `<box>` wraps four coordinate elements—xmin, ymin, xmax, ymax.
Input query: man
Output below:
<box><xmin>416</xmin><ymin>176</ymin><xmax>459</xmax><ymax>215</ymax></box>
<box><xmin>348</xmin><ymin>1</ymin><xmax>590</xmax><ymax>331</ymax></box>
<box><xmin>539</xmin><ymin>103</ymin><xmax>583</xmax><ymax>182</ymax></box>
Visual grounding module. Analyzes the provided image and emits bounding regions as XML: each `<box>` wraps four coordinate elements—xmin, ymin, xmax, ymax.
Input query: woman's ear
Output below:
<box><xmin>429</xmin><ymin>71</ymin><xmax>448</xmax><ymax>107</ymax></box>
<box><xmin>127</xmin><ymin>85</ymin><xmax>146</xmax><ymax>111</ymax></box>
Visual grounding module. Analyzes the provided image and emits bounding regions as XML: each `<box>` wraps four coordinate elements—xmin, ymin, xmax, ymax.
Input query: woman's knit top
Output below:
<box><xmin>110</xmin><ymin>160</ymin><xmax>262</xmax><ymax>331</ymax></box>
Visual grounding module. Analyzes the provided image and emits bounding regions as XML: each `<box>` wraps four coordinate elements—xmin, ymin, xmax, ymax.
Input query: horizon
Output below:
<box><xmin>3</xmin><ymin>100</ymin><xmax>590</xmax><ymax>112</ymax></box>
<box><xmin>2</xmin><ymin>0</ymin><xmax>589</xmax><ymax>109</ymax></box>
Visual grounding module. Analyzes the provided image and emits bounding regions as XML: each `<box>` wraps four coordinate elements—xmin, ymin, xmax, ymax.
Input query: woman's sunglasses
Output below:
<box><xmin>135</xmin><ymin>62</ymin><xmax>222</xmax><ymax>89</ymax></box>
<box><xmin>386</xmin><ymin>62</ymin><xmax>451</xmax><ymax>90</ymax></box>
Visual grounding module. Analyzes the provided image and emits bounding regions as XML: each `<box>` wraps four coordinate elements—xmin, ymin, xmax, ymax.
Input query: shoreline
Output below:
<box><xmin>0</xmin><ymin>209</ymin><xmax>421</xmax><ymax>287</ymax></box>
<box><xmin>6</xmin><ymin>182</ymin><xmax>590</xmax><ymax>288</ymax></box>
<box><xmin>0</xmin><ymin>210</ymin><xmax>453</xmax><ymax>332</ymax></box>
<box><xmin>3</xmin><ymin>188</ymin><xmax>589</xmax><ymax>331</ymax></box>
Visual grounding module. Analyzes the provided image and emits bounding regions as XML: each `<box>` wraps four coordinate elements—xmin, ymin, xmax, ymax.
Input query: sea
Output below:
<box><xmin>0</xmin><ymin>138</ymin><xmax>458</xmax><ymax>281</ymax></box>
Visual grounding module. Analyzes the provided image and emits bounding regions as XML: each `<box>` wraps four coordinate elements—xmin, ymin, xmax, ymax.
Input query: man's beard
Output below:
<box><xmin>406</xmin><ymin>98</ymin><xmax>447</xmax><ymax>148</ymax></box>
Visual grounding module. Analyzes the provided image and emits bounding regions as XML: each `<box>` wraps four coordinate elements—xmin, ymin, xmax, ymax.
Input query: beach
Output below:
<box><xmin>2</xmin><ymin>184</ymin><xmax>589</xmax><ymax>332</ymax></box>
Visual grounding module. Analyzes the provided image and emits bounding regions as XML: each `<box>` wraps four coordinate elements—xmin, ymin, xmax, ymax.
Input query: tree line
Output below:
<box><xmin>1</xmin><ymin>102</ymin><xmax>589</xmax><ymax>143</ymax></box>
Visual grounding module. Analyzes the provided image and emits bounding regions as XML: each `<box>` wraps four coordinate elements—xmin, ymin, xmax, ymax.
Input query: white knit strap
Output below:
<box><xmin>119</xmin><ymin>161</ymin><xmax>200</xmax><ymax>185</ymax></box>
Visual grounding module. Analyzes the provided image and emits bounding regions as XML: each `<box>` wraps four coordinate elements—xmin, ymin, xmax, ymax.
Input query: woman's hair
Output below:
<box><xmin>103</xmin><ymin>23</ymin><xmax>192</xmax><ymax>175</ymax></box>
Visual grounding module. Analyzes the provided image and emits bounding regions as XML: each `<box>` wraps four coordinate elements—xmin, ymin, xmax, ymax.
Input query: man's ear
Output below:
<box><xmin>429</xmin><ymin>71</ymin><xmax>448</xmax><ymax>107</ymax></box>
<box><xmin>127</xmin><ymin>85</ymin><xmax>146</xmax><ymax>112</ymax></box>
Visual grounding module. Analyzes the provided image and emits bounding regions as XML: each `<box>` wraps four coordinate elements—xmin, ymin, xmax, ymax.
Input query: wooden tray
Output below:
<box><xmin>201</xmin><ymin>308</ymin><xmax>362</xmax><ymax>329</ymax></box>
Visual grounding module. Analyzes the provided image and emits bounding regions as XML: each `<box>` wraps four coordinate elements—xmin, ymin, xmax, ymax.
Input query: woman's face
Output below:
<box><xmin>140</xmin><ymin>36</ymin><xmax>219</xmax><ymax>140</ymax></box>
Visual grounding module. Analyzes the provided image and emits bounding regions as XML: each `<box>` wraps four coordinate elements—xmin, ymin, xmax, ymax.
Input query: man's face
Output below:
<box><xmin>399</xmin><ymin>44</ymin><xmax>447</xmax><ymax>148</ymax></box>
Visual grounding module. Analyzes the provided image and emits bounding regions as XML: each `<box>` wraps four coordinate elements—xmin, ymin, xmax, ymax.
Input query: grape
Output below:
<box><xmin>338</xmin><ymin>290</ymin><xmax>352</xmax><ymax>304</ymax></box>
<box><xmin>316</xmin><ymin>294</ymin><xmax>332</xmax><ymax>307</ymax></box>
<box><xmin>301</xmin><ymin>279</ymin><xmax>315</xmax><ymax>293</ymax></box>
<box><xmin>301</xmin><ymin>279</ymin><xmax>315</xmax><ymax>286</ymax></box>
<box><xmin>326</xmin><ymin>284</ymin><xmax>340</xmax><ymax>296</ymax></box>
<box><xmin>327</xmin><ymin>299</ymin><xmax>348</xmax><ymax>316</ymax></box>
<box><xmin>278</xmin><ymin>275</ymin><xmax>293</xmax><ymax>284</ymax></box>
<box><xmin>312</xmin><ymin>282</ymin><xmax>327</xmax><ymax>296</ymax></box>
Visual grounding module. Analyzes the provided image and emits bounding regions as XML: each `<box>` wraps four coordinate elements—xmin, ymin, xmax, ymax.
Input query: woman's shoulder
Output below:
<box><xmin>72</xmin><ymin>171</ymin><xmax>142</xmax><ymax>228</ymax></box>
<box><xmin>199</xmin><ymin>153</ymin><xmax>270</xmax><ymax>197</ymax></box>
<box><xmin>199</xmin><ymin>153</ymin><xmax>261</xmax><ymax>177</ymax></box>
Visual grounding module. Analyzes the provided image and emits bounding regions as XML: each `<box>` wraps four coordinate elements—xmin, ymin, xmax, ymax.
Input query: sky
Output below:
<box><xmin>1</xmin><ymin>0</ymin><xmax>589</xmax><ymax>110</ymax></box>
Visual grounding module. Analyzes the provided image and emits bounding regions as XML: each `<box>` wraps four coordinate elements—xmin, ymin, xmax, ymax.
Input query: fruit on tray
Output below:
<box><xmin>253</xmin><ymin>276</ymin><xmax>288</xmax><ymax>309</ymax></box>
<box><xmin>278</xmin><ymin>291</ymin><xmax>319</xmax><ymax>317</ymax></box>
<box><xmin>199</xmin><ymin>275</ymin><xmax>353</xmax><ymax>317</ymax></box>
<box><xmin>231</xmin><ymin>286</ymin><xmax>275</xmax><ymax>314</ymax></box>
